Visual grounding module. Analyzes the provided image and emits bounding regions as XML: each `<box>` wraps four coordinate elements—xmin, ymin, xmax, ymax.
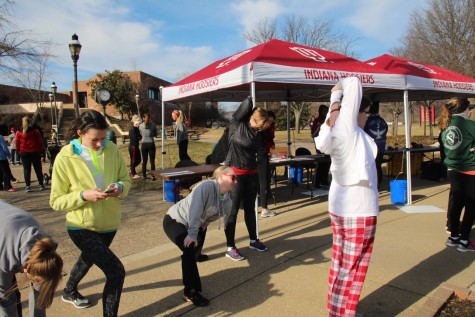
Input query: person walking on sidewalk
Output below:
<box><xmin>440</xmin><ymin>98</ymin><xmax>475</xmax><ymax>252</ymax></box>
<box><xmin>15</xmin><ymin>117</ymin><xmax>45</xmax><ymax>192</ymax></box>
<box><xmin>163</xmin><ymin>166</ymin><xmax>236</xmax><ymax>307</ymax></box>
<box><xmin>128</xmin><ymin>115</ymin><xmax>142</xmax><ymax>179</ymax></box>
<box><xmin>315</xmin><ymin>77</ymin><xmax>379</xmax><ymax>317</ymax></box>
<box><xmin>50</xmin><ymin>110</ymin><xmax>131</xmax><ymax>316</ymax></box>
<box><xmin>139</xmin><ymin>111</ymin><xmax>157</xmax><ymax>180</ymax></box>
<box><xmin>0</xmin><ymin>200</ymin><xmax>63</xmax><ymax>317</ymax></box>
<box><xmin>224</xmin><ymin>96</ymin><xmax>269</xmax><ymax>261</ymax></box>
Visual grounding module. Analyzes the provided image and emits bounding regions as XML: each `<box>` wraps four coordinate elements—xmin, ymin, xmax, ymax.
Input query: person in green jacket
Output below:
<box><xmin>50</xmin><ymin>110</ymin><xmax>131</xmax><ymax>316</ymax></box>
<box><xmin>440</xmin><ymin>97</ymin><xmax>475</xmax><ymax>252</ymax></box>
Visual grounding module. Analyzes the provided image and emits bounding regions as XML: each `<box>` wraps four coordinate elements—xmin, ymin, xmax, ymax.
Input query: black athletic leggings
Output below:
<box><xmin>141</xmin><ymin>142</ymin><xmax>156</xmax><ymax>177</ymax></box>
<box><xmin>163</xmin><ymin>215</ymin><xmax>207</xmax><ymax>295</ymax></box>
<box><xmin>225</xmin><ymin>172</ymin><xmax>259</xmax><ymax>247</ymax></box>
<box><xmin>19</xmin><ymin>151</ymin><xmax>43</xmax><ymax>187</ymax></box>
<box><xmin>66</xmin><ymin>230</ymin><xmax>125</xmax><ymax>317</ymax></box>
<box><xmin>447</xmin><ymin>170</ymin><xmax>475</xmax><ymax>241</ymax></box>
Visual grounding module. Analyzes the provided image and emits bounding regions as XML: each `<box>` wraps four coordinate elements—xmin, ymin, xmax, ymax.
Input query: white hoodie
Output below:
<box><xmin>315</xmin><ymin>77</ymin><xmax>379</xmax><ymax>216</ymax></box>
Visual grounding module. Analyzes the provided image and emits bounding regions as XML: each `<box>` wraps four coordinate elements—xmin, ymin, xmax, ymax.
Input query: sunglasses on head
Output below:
<box><xmin>222</xmin><ymin>173</ymin><xmax>237</xmax><ymax>182</ymax></box>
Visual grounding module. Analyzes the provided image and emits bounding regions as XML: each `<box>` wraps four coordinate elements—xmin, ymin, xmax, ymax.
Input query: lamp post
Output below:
<box><xmin>69</xmin><ymin>33</ymin><xmax>82</xmax><ymax>118</ymax></box>
<box><xmin>135</xmin><ymin>94</ymin><xmax>140</xmax><ymax>118</ymax></box>
<box><xmin>48</xmin><ymin>93</ymin><xmax>54</xmax><ymax>129</ymax></box>
<box><xmin>50</xmin><ymin>82</ymin><xmax>57</xmax><ymax>129</ymax></box>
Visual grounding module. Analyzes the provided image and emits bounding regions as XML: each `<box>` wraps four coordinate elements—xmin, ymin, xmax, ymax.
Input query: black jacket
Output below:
<box><xmin>226</xmin><ymin>97</ymin><xmax>263</xmax><ymax>169</ymax></box>
<box><xmin>128</xmin><ymin>126</ymin><xmax>142</xmax><ymax>146</ymax></box>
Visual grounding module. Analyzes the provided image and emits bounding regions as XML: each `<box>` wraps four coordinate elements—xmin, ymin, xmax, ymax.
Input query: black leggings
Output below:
<box><xmin>225</xmin><ymin>172</ymin><xmax>259</xmax><ymax>247</ymax></box>
<box><xmin>66</xmin><ymin>230</ymin><xmax>125</xmax><ymax>317</ymax></box>
<box><xmin>163</xmin><ymin>215</ymin><xmax>206</xmax><ymax>294</ymax></box>
<box><xmin>447</xmin><ymin>170</ymin><xmax>475</xmax><ymax>241</ymax></box>
<box><xmin>19</xmin><ymin>151</ymin><xmax>43</xmax><ymax>187</ymax></box>
<box><xmin>257</xmin><ymin>156</ymin><xmax>271</xmax><ymax>209</ymax></box>
<box><xmin>141</xmin><ymin>143</ymin><xmax>156</xmax><ymax>177</ymax></box>
<box><xmin>178</xmin><ymin>140</ymin><xmax>191</xmax><ymax>161</ymax></box>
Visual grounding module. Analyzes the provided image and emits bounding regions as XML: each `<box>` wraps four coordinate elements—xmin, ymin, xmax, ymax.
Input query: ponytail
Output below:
<box><xmin>23</xmin><ymin>238</ymin><xmax>63</xmax><ymax>310</ymax></box>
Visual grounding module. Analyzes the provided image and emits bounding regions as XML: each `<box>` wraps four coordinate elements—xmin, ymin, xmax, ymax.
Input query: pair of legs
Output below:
<box><xmin>314</xmin><ymin>161</ymin><xmax>331</xmax><ymax>187</ymax></box>
<box><xmin>257</xmin><ymin>156</ymin><xmax>273</xmax><ymax>210</ymax></box>
<box><xmin>0</xmin><ymin>273</ymin><xmax>44</xmax><ymax>317</ymax></box>
<box><xmin>141</xmin><ymin>143</ymin><xmax>156</xmax><ymax>178</ymax></box>
<box><xmin>328</xmin><ymin>213</ymin><xmax>377</xmax><ymax>317</ymax></box>
<box><xmin>446</xmin><ymin>170</ymin><xmax>475</xmax><ymax>241</ymax></box>
<box><xmin>178</xmin><ymin>140</ymin><xmax>191</xmax><ymax>161</ymax></box>
<box><xmin>225</xmin><ymin>173</ymin><xmax>259</xmax><ymax>247</ymax></box>
<box><xmin>10</xmin><ymin>149</ymin><xmax>20</xmax><ymax>164</ymax></box>
<box><xmin>162</xmin><ymin>215</ymin><xmax>207</xmax><ymax>295</ymax></box>
<box><xmin>128</xmin><ymin>144</ymin><xmax>141</xmax><ymax>176</ymax></box>
<box><xmin>0</xmin><ymin>160</ymin><xmax>14</xmax><ymax>190</ymax></box>
<box><xmin>66</xmin><ymin>230</ymin><xmax>125</xmax><ymax>317</ymax></box>
<box><xmin>19</xmin><ymin>152</ymin><xmax>43</xmax><ymax>187</ymax></box>
<box><xmin>374</xmin><ymin>153</ymin><xmax>384</xmax><ymax>190</ymax></box>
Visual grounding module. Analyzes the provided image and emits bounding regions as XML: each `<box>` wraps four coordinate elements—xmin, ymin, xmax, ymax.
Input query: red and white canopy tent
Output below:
<box><xmin>162</xmin><ymin>39</ymin><xmax>405</xmax><ymax>103</ymax></box>
<box><xmin>365</xmin><ymin>54</ymin><xmax>475</xmax><ymax>204</ymax></box>
<box><xmin>160</xmin><ymin>39</ymin><xmax>406</xmax><ymax>168</ymax></box>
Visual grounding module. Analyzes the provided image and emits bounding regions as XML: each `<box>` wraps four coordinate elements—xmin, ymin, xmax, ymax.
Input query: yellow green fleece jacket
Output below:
<box><xmin>50</xmin><ymin>140</ymin><xmax>131</xmax><ymax>232</ymax></box>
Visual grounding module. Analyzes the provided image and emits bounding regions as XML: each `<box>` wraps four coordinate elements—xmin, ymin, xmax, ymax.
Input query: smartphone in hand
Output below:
<box><xmin>104</xmin><ymin>187</ymin><xmax>115</xmax><ymax>194</ymax></box>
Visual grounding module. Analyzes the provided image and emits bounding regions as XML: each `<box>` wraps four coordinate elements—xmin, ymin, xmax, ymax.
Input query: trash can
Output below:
<box><xmin>164</xmin><ymin>180</ymin><xmax>180</xmax><ymax>202</ymax></box>
<box><xmin>106</xmin><ymin>129</ymin><xmax>117</xmax><ymax>144</ymax></box>
<box><xmin>289</xmin><ymin>166</ymin><xmax>303</xmax><ymax>184</ymax></box>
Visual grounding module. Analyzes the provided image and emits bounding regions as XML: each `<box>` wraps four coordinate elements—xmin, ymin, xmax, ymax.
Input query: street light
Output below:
<box><xmin>50</xmin><ymin>82</ymin><xmax>57</xmax><ymax>129</ymax></box>
<box><xmin>69</xmin><ymin>33</ymin><xmax>82</xmax><ymax>118</ymax></box>
<box><xmin>48</xmin><ymin>93</ymin><xmax>54</xmax><ymax>129</ymax></box>
<box><xmin>135</xmin><ymin>94</ymin><xmax>140</xmax><ymax>118</ymax></box>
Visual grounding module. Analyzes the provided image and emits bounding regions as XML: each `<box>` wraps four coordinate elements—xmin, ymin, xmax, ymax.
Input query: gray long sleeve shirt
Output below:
<box><xmin>139</xmin><ymin>121</ymin><xmax>157</xmax><ymax>144</ymax></box>
<box><xmin>166</xmin><ymin>180</ymin><xmax>232</xmax><ymax>239</ymax></box>
<box><xmin>0</xmin><ymin>200</ymin><xmax>46</xmax><ymax>275</ymax></box>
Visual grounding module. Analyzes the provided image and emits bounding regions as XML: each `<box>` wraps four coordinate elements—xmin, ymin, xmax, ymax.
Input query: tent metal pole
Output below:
<box><xmin>160</xmin><ymin>86</ymin><xmax>165</xmax><ymax>201</ymax></box>
<box><xmin>403</xmin><ymin>90</ymin><xmax>412</xmax><ymax>204</ymax></box>
<box><xmin>250</xmin><ymin>76</ymin><xmax>260</xmax><ymax>240</ymax></box>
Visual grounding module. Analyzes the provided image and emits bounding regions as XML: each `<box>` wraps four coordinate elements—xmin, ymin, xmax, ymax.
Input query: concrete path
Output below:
<box><xmin>11</xmin><ymin>176</ymin><xmax>473</xmax><ymax>317</ymax></box>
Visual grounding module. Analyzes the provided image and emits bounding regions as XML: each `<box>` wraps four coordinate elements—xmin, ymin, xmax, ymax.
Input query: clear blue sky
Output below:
<box><xmin>9</xmin><ymin>0</ymin><xmax>428</xmax><ymax>93</ymax></box>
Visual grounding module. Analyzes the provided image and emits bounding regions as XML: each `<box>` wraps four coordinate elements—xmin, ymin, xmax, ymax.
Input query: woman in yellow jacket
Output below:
<box><xmin>50</xmin><ymin>110</ymin><xmax>131</xmax><ymax>317</ymax></box>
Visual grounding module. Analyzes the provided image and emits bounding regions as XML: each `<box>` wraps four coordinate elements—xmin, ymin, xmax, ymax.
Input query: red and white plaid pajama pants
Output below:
<box><xmin>327</xmin><ymin>213</ymin><xmax>377</xmax><ymax>317</ymax></box>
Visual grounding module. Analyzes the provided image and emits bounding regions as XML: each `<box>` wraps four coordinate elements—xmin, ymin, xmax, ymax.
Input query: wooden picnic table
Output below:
<box><xmin>150</xmin><ymin>164</ymin><xmax>221</xmax><ymax>181</ymax></box>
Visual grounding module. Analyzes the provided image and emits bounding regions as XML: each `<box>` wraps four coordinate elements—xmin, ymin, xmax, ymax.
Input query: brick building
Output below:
<box><xmin>76</xmin><ymin>71</ymin><xmax>171</xmax><ymax>119</ymax></box>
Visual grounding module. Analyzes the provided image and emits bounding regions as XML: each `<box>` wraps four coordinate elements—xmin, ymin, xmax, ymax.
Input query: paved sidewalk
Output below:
<box><xmin>20</xmin><ymin>179</ymin><xmax>474</xmax><ymax>317</ymax></box>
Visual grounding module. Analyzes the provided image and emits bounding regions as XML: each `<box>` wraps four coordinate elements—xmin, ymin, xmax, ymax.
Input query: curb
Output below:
<box><xmin>416</xmin><ymin>282</ymin><xmax>473</xmax><ymax>317</ymax></box>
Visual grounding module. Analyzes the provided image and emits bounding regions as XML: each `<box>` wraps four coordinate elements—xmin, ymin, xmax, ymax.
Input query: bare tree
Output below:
<box><xmin>243</xmin><ymin>17</ymin><xmax>277</xmax><ymax>44</ymax></box>
<box><xmin>0</xmin><ymin>0</ymin><xmax>53</xmax><ymax>75</ymax></box>
<box><xmin>392</xmin><ymin>0</ymin><xmax>475</xmax><ymax>77</ymax></box>
<box><xmin>8</xmin><ymin>45</ymin><xmax>55</xmax><ymax>124</ymax></box>
<box><xmin>243</xmin><ymin>14</ymin><xmax>358</xmax><ymax>133</ymax></box>
<box><xmin>243</xmin><ymin>14</ymin><xmax>359</xmax><ymax>57</ymax></box>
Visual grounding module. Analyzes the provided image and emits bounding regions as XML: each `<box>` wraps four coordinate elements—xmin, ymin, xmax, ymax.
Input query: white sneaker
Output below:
<box><xmin>261</xmin><ymin>209</ymin><xmax>276</xmax><ymax>218</ymax></box>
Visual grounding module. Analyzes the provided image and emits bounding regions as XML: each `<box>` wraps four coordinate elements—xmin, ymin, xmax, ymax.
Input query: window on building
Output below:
<box><xmin>147</xmin><ymin>88</ymin><xmax>160</xmax><ymax>100</ymax></box>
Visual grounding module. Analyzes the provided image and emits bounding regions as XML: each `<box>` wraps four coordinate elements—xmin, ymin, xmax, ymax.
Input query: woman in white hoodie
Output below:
<box><xmin>315</xmin><ymin>77</ymin><xmax>379</xmax><ymax>317</ymax></box>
